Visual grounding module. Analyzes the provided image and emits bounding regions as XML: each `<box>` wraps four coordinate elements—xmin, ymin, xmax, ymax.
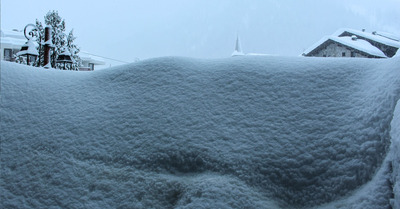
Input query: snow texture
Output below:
<box><xmin>390</xmin><ymin>64</ymin><xmax>400</xmax><ymax>208</ymax></box>
<box><xmin>1</xmin><ymin>56</ymin><xmax>400</xmax><ymax>209</ymax></box>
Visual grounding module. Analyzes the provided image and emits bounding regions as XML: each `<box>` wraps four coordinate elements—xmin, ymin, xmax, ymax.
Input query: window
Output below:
<box><xmin>351</xmin><ymin>52</ymin><xmax>355</xmax><ymax>57</ymax></box>
<box><xmin>342</xmin><ymin>52</ymin><xmax>346</xmax><ymax>57</ymax></box>
<box><xmin>4</xmin><ymin>48</ymin><xmax>12</xmax><ymax>61</ymax></box>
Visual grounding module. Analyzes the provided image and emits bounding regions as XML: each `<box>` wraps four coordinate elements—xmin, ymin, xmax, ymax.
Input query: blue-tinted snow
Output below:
<box><xmin>391</xmin><ymin>95</ymin><xmax>400</xmax><ymax>209</ymax></box>
<box><xmin>1</xmin><ymin>56</ymin><xmax>399</xmax><ymax>209</ymax></box>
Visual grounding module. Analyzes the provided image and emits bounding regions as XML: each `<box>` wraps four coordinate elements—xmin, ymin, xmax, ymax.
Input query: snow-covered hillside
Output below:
<box><xmin>1</xmin><ymin>56</ymin><xmax>399</xmax><ymax>209</ymax></box>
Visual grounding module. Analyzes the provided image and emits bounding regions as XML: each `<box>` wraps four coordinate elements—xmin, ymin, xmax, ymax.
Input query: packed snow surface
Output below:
<box><xmin>1</xmin><ymin>56</ymin><xmax>400</xmax><ymax>209</ymax></box>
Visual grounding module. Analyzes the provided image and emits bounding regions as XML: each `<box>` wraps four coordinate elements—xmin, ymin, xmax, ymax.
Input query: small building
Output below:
<box><xmin>79</xmin><ymin>52</ymin><xmax>105</xmax><ymax>71</ymax></box>
<box><xmin>303</xmin><ymin>28</ymin><xmax>400</xmax><ymax>58</ymax></box>
<box><xmin>0</xmin><ymin>29</ymin><xmax>27</xmax><ymax>62</ymax></box>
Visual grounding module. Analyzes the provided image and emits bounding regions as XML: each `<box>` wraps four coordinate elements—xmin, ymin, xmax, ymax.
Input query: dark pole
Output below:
<box><xmin>38</xmin><ymin>36</ymin><xmax>41</xmax><ymax>67</ymax></box>
<box><xmin>44</xmin><ymin>27</ymin><xmax>51</xmax><ymax>68</ymax></box>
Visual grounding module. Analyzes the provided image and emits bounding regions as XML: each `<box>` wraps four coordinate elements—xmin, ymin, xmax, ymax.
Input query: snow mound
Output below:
<box><xmin>1</xmin><ymin>56</ymin><xmax>400</xmax><ymax>209</ymax></box>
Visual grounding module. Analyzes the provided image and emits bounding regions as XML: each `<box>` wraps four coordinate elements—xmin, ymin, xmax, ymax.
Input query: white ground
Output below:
<box><xmin>1</xmin><ymin>56</ymin><xmax>399</xmax><ymax>208</ymax></box>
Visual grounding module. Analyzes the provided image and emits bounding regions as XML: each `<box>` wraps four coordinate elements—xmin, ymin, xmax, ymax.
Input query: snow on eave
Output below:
<box><xmin>333</xmin><ymin>28</ymin><xmax>400</xmax><ymax>48</ymax></box>
<box><xmin>80</xmin><ymin>56</ymin><xmax>106</xmax><ymax>65</ymax></box>
<box><xmin>0</xmin><ymin>37</ymin><xmax>27</xmax><ymax>49</ymax></box>
<box><xmin>303</xmin><ymin>35</ymin><xmax>387</xmax><ymax>58</ymax></box>
<box><xmin>1</xmin><ymin>29</ymin><xmax>25</xmax><ymax>40</ymax></box>
<box><xmin>79</xmin><ymin>51</ymin><xmax>106</xmax><ymax>65</ymax></box>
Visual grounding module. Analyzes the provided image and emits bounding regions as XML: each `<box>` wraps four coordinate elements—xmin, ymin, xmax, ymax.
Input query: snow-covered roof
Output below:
<box><xmin>333</xmin><ymin>28</ymin><xmax>400</xmax><ymax>48</ymax></box>
<box><xmin>1</xmin><ymin>29</ymin><xmax>27</xmax><ymax>49</ymax></box>
<box><xmin>303</xmin><ymin>35</ymin><xmax>387</xmax><ymax>58</ymax></box>
<box><xmin>80</xmin><ymin>56</ymin><xmax>106</xmax><ymax>65</ymax></box>
<box><xmin>376</xmin><ymin>31</ymin><xmax>400</xmax><ymax>42</ymax></box>
<box><xmin>0</xmin><ymin>37</ymin><xmax>27</xmax><ymax>49</ymax></box>
<box><xmin>80</xmin><ymin>51</ymin><xmax>106</xmax><ymax>65</ymax></box>
<box><xmin>1</xmin><ymin>29</ymin><xmax>25</xmax><ymax>39</ymax></box>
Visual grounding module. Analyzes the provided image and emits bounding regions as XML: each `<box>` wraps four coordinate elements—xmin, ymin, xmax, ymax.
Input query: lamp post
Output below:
<box><xmin>17</xmin><ymin>24</ymin><xmax>39</xmax><ymax>66</ymax></box>
<box><xmin>56</xmin><ymin>48</ymin><xmax>74</xmax><ymax>70</ymax></box>
<box><xmin>43</xmin><ymin>26</ymin><xmax>54</xmax><ymax>68</ymax></box>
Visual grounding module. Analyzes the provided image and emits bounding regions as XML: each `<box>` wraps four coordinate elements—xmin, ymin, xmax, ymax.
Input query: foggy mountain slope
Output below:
<box><xmin>1</xmin><ymin>56</ymin><xmax>399</xmax><ymax>208</ymax></box>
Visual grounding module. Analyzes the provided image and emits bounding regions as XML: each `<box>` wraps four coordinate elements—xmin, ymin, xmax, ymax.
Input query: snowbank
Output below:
<box><xmin>391</xmin><ymin>99</ymin><xmax>400</xmax><ymax>209</ymax></box>
<box><xmin>1</xmin><ymin>56</ymin><xmax>399</xmax><ymax>209</ymax></box>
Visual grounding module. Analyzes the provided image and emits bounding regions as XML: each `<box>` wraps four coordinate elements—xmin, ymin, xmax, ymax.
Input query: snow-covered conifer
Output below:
<box><xmin>35</xmin><ymin>19</ymin><xmax>45</xmax><ymax>67</ymax></box>
<box><xmin>34</xmin><ymin>10</ymin><xmax>81</xmax><ymax>70</ymax></box>
<box><xmin>66</xmin><ymin>29</ymin><xmax>81</xmax><ymax>70</ymax></box>
<box><xmin>44</xmin><ymin>10</ymin><xmax>66</xmax><ymax>68</ymax></box>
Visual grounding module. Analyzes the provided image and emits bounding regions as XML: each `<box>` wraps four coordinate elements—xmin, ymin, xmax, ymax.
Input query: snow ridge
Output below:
<box><xmin>1</xmin><ymin>56</ymin><xmax>399</xmax><ymax>208</ymax></box>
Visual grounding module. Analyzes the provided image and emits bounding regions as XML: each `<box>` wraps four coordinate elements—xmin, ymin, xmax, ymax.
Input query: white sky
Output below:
<box><xmin>1</xmin><ymin>0</ymin><xmax>400</xmax><ymax>64</ymax></box>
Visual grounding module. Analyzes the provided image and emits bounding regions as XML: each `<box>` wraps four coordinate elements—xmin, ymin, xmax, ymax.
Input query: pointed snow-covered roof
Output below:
<box><xmin>303</xmin><ymin>35</ymin><xmax>386</xmax><ymax>58</ymax></box>
<box><xmin>232</xmin><ymin>35</ymin><xmax>244</xmax><ymax>56</ymax></box>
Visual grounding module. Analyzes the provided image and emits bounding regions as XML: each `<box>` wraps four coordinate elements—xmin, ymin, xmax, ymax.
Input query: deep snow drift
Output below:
<box><xmin>1</xmin><ymin>56</ymin><xmax>399</xmax><ymax>209</ymax></box>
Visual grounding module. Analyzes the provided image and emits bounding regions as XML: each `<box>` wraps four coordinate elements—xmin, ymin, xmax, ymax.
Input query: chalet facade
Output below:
<box><xmin>0</xmin><ymin>29</ymin><xmax>26</xmax><ymax>62</ymax></box>
<box><xmin>303</xmin><ymin>28</ymin><xmax>400</xmax><ymax>58</ymax></box>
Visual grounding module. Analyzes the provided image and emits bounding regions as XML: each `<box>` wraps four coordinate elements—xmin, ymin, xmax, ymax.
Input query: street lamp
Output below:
<box><xmin>16</xmin><ymin>24</ymin><xmax>39</xmax><ymax>66</ymax></box>
<box><xmin>56</xmin><ymin>48</ymin><xmax>74</xmax><ymax>70</ymax></box>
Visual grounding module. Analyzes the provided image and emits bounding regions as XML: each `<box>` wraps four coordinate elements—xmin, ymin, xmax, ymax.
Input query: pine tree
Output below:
<box><xmin>66</xmin><ymin>29</ymin><xmax>81</xmax><ymax>70</ymax></box>
<box><xmin>44</xmin><ymin>10</ymin><xmax>66</xmax><ymax>68</ymax></box>
<box><xmin>35</xmin><ymin>19</ymin><xmax>45</xmax><ymax>67</ymax></box>
<box><xmin>34</xmin><ymin>10</ymin><xmax>81</xmax><ymax>70</ymax></box>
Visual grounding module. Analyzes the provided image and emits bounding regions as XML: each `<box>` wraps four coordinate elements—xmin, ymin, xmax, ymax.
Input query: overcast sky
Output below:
<box><xmin>1</xmin><ymin>0</ymin><xmax>400</xmax><ymax>64</ymax></box>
